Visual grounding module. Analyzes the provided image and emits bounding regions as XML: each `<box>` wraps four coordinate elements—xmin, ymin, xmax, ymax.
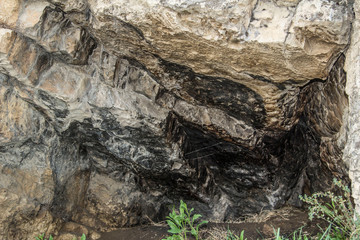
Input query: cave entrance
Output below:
<box><xmin>162</xmin><ymin>55</ymin><xmax>349</xmax><ymax>221</ymax></box>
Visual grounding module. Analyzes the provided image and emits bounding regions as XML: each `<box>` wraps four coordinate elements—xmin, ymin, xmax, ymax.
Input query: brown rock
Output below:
<box><xmin>0</xmin><ymin>0</ymin><xmax>21</xmax><ymax>28</ymax></box>
<box><xmin>0</xmin><ymin>0</ymin><xmax>355</xmax><ymax>238</ymax></box>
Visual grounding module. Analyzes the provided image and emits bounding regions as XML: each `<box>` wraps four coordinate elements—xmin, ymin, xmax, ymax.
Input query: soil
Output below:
<box><xmin>98</xmin><ymin>206</ymin><xmax>326</xmax><ymax>240</ymax></box>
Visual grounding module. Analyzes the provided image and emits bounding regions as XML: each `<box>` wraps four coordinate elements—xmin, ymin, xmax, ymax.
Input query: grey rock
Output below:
<box><xmin>0</xmin><ymin>0</ymin><xmax>355</xmax><ymax>239</ymax></box>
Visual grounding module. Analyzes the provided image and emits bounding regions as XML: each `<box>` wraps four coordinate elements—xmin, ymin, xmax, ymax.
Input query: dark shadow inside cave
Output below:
<box><xmin>47</xmin><ymin>54</ymin><xmax>349</xmax><ymax>229</ymax></box>
<box><xmin>158</xmin><ymin>54</ymin><xmax>349</xmax><ymax>220</ymax></box>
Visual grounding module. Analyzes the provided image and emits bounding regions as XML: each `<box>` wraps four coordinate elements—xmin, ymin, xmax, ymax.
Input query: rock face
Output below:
<box><xmin>0</xmin><ymin>0</ymin><xmax>354</xmax><ymax>239</ymax></box>
<box><xmin>344</xmin><ymin>0</ymin><xmax>360</xmax><ymax>213</ymax></box>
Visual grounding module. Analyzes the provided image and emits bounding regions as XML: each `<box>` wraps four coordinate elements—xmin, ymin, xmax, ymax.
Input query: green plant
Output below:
<box><xmin>226</xmin><ymin>229</ymin><xmax>246</xmax><ymax>240</ymax></box>
<box><xmin>35</xmin><ymin>233</ymin><xmax>53</xmax><ymax>240</ymax></box>
<box><xmin>300</xmin><ymin>178</ymin><xmax>360</xmax><ymax>239</ymax></box>
<box><xmin>73</xmin><ymin>233</ymin><xmax>87</xmax><ymax>240</ymax></box>
<box><xmin>162</xmin><ymin>200</ymin><xmax>208</xmax><ymax>240</ymax></box>
<box><xmin>316</xmin><ymin>224</ymin><xmax>338</xmax><ymax>240</ymax></box>
<box><xmin>272</xmin><ymin>227</ymin><xmax>310</xmax><ymax>240</ymax></box>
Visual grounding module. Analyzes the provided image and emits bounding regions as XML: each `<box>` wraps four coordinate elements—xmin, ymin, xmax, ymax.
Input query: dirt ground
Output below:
<box><xmin>99</xmin><ymin>206</ymin><xmax>326</xmax><ymax>240</ymax></box>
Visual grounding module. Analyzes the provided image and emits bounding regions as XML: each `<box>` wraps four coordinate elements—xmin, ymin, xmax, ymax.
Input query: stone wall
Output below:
<box><xmin>344</xmin><ymin>0</ymin><xmax>360</xmax><ymax>212</ymax></box>
<box><xmin>0</xmin><ymin>0</ymin><xmax>356</xmax><ymax>239</ymax></box>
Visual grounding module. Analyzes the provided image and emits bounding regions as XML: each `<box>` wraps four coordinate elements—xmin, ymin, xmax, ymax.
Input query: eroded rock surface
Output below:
<box><xmin>344</xmin><ymin>0</ymin><xmax>360</xmax><ymax>213</ymax></box>
<box><xmin>0</xmin><ymin>0</ymin><xmax>354</xmax><ymax>239</ymax></box>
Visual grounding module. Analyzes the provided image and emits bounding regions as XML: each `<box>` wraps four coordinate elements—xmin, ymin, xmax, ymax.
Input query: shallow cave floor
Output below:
<box><xmin>98</xmin><ymin>206</ymin><xmax>326</xmax><ymax>240</ymax></box>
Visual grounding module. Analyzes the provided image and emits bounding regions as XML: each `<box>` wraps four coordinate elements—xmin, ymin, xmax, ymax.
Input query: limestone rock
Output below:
<box><xmin>344</xmin><ymin>0</ymin><xmax>360</xmax><ymax>213</ymax></box>
<box><xmin>0</xmin><ymin>0</ymin><xmax>354</xmax><ymax>239</ymax></box>
<box><xmin>0</xmin><ymin>0</ymin><xmax>21</xmax><ymax>28</ymax></box>
<box><xmin>88</xmin><ymin>0</ymin><xmax>352</xmax><ymax>82</ymax></box>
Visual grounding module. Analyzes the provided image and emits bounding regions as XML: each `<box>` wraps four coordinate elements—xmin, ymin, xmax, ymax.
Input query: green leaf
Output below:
<box><xmin>49</xmin><ymin>235</ymin><xmax>53</xmax><ymax>240</ymax></box>
<box><xmin>174</xmin><ymin>217</ymin><xmax>183</xmax><ymax>227</ymax></box>
<box><xmin>240</xmin><ymin>230</ymin><xmax>245</xmax><ymax>240</ymax></box>
<box><xmin>192</xmin><ymin>214</ymin><xmax>202</xmax><ymax>221</ymax></box>
<box><xmin>168</xmin><ymin>229</ymin><xmax>182</xmax><ymax>234</ymax></box>
<box><xmin>198</xmin><ymin>220</ymin><xmax>208</xmax><ymax>226</ymax></box>
<box><xmin>161</xmin><ymin>237</ymin><xmax>174</xmax><ymax>240</ymax></box>
<box><xmin>196</xmin><ymin>221</ymin><xmax>208</xmax><ymax>232</ymax></box>
<box><xmin>35</xmin><ymin>233</ymin><xmax>44</xmax><ymax>240</ymax></box>
<box><xmin>190</xmin><ymin>228</ymin><xmax>197</xmax><ymax>236</ymax></box>
<box><xmin>180</xmin><ymin>207</ymin><xmax>184</xmax><ymax>216</ymax></box>
<box><xmin>170</xmin><ymin>209</ymin><xmax>177</xmax><ymax>218</ymax></box>
<box><xmin>167</xmin><ymin>220</ymin><xmax>181</xmax><ymax>232</ymax></box>
<box><xmin>81</xmin><ymin>233</ymin><xmax>86</xmax><ymax>240</ymax></box>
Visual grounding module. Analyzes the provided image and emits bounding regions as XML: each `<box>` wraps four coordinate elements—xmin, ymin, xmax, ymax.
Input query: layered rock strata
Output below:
<box><xmin>0</xmin><ymin>0</ymin><xmax>354</xmax><ymax>239</ymax></box>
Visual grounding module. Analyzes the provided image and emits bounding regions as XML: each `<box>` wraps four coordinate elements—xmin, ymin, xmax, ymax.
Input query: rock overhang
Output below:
<box><xmin>86</xmin><ymin>0</ymin><xmax>352</xmax><ymax>82</ymax></box>
<box><xmin>0</xmin><ymin>0</ymin><xmax>355</xmax><ymax>238</ymax></box>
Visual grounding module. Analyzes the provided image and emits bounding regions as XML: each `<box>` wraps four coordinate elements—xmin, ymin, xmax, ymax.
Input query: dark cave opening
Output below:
<box><xmin>25</xmin><ymin>48</ymin><xmax>350</xmax><ymax>229</ymax></box>
<box><xmin>158</xmin><ymin>54</ymin><xmax>349</xmax><ymax>220</ymax></box>
<box><xmin>55</xmin><ymin>54</ymin><xmax>350</xmax><ymax>227</ymax></box>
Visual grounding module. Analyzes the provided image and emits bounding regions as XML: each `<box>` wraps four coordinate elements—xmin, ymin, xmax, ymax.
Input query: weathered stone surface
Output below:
<box><xmin>0</xmin><ymin>0</ymin><xmax>21</xmax><ymax>28</ymax></box>
<box><xmin>0</xmin><ymin>0</ymin><xmax>355</xmax><ymax>239</ymax></box>
<box><xmin>344</xmin><ymin>0</ymin><xmax>360</xmax><ymax>213</ymax></box>
<box><xmin>88</xmin><ymin>0</ymin><xmax>352</xmax><ymax>82</ymax></box>
<box><xmin>0</xmin><ymin>74</ymin><xmax>60</xmax><ymax>238</ymax></box>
